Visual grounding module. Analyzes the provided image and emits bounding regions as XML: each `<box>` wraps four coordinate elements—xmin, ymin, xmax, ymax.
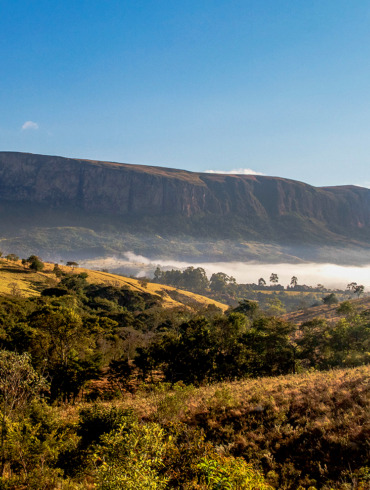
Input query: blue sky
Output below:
<box><xmin>1</xmin><ymin>0</ymin><xmax>370</xmax><ymax>187</ymax></box>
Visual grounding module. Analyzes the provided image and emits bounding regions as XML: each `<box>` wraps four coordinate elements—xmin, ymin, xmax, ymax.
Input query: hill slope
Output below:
<box><xmin>283</xmin><ymin>295</ymin><xmax>370</xmax><ymax>325</ymax></box>
<box><xmin>117</xmin><ymin>365</ymin><xmax>370</xmax><ymax>489</ymax></box>
<box><xmin>0</xmin><ymin>259</ymin><xmax>228</xmax><ymax>312</ymax></box>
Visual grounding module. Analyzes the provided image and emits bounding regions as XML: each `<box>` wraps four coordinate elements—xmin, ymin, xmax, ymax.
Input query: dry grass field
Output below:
<box><xmin>283</xmin><ymin>295</ymin><xmax>370</xmax><ymax>325</ymax></box>
<box><xmin>56</xmin><ymin>365</ymin><xmax>370</xmax><ymax>489</ymax></box>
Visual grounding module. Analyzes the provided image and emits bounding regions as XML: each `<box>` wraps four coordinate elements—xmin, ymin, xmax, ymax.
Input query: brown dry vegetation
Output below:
<box><xmin>283</xmin><ymin>296</ymin><xmax>370</xmax><ymax>325</ymax></box>
<box><xmin>59</xmin><ymin>365</ymin><xmax>370</xmax><ymax>489</ymax></box>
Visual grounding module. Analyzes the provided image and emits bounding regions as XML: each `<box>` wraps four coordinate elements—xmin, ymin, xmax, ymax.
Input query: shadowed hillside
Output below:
<box><xmin>1</xmin><ymin>152</ymin><xmax>370</xmax><ymax>263</ymax></box>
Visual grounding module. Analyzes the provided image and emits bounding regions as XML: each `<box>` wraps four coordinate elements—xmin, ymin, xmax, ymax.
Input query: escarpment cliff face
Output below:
<box><xmin>0</xmin><ymin>151</ymin><xmax>369</xmax><ymax>245</ymax></box>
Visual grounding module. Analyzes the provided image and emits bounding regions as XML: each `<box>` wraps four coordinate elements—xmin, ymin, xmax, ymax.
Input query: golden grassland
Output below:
<box><xmin>52</xmin><ymin>365</ymin><xmax>370</xmax><ymax>489</ymax></box>
<box><xmin>63</xmin><ymin>365</ymin><xmax>368</xmax><ymax>489</ymax></box>
<box><xmin>0</xmin><ymin>260</ymin><xmax>55</xmax><ymax>296</ymax></box>
<box><xmin>283</xmin><ymin>295</ymin><xmax>370</xmax><ymax>325</ymax></box>
<box><xmin>0</xmin><ymin>258</ymin><xmax>228</xmax><ymax>312</ymax></box>
<box><xmin>56</xmin><ymin>365</ymin><xmax>370</xmax><ymax>438</ymax></box>
<box><xmin>85</xmin><ymin>365</ymin><xmax>370</xmax><ymax>424</ymax></box>
<box><xmin>83</xmin><ymin>157</ymin><xmax>207</xmax><ymax>184</ymax></box>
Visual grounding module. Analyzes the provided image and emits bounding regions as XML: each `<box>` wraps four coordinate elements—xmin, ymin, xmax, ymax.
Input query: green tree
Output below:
<box><xmin>212</xmin><ymin>313</ymin><xmax>249</xmax><ymax>380</ymax></box>
<box><xmin>92</xmin><ymin>416</ymin><xmax>169</xmax><ymax>489</ymax></box>
<box><xmin>59</xmin><ymin>272</ymin><xmax>88</xmax><ymax>294</ymax></box>
<box><xmin>266</xmin><ymin>297</ymin><xmax>286</xmax><ymax>316</ymax></box>
<box><xmin>138</xmin><ymin>318</ymin><xmax>215</xmax><ymax>385</ymax></box>
<box><xmin>5</xmin><ymin>254</ymin><xmax>19</xmax><ymax>262</ymax></box>
<box><xmin>28</xmin><ymin>305</ymin><xmax>99</xmax><ymax>400</ymax></box>
<box><xmin>0</xmin><ymin>350</ymin><xmax>48</xmax><ymax>476</ymax></box>
<box><xmin>26</xmin><ymin>255</ymin><xmax>44</xmax><ymax>272</ymax></box>
<box><xmin>210</xmin><ymin>272</ymin><xmax>236</xmax><ymax>293</ymax></box>
<box><xmin>233</xmin><ymin>299</ymin><xmax>259</xmax><ymax>319</ymax></box>
<box><xmin>336</xmin><ymin>300</ymin><xmax>355</xmax><ymax>317</ymax></box>
<box><xmin>322</xmin><ymin>293</ymin><xmax>338</xmax><ymax>305</ymax></box>
<box><xmin>244</xmin><ymin>317</ymin><xmax>296</xmax><ymax>376</ymax></box>
<box><xmin>181</xmin><ymin>267</ymin><xmax>209</xmax><ymax>292</ymax></box>
<box><xmin>153</xmin><ymin>266</ymin><xmax>162</xmax><ymax>281</ymax></box>
<box><xmin>298</xmin><ymin>316</ymin><xmax>370</xmax><ymax>369</ymax></box>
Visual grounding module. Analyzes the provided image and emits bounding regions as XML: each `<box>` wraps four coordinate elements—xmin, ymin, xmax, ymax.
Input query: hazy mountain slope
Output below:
<box><xmin>0</xmin><ymin>151</ymin><xmax>369</xmax><ymax>262</ymax></box>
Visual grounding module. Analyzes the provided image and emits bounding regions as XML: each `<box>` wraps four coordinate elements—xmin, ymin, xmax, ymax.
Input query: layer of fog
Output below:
<box><xmin>80</xmin><ymin>252</ymin><xmax>370</xmax><ymax>290</ymax></box>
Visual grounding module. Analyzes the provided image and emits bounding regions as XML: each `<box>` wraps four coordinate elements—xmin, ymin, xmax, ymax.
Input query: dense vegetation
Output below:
<box><xmin>0</xmin><ymin>255</ymin><xmax>369</xmax><ymax>488</ymax></box>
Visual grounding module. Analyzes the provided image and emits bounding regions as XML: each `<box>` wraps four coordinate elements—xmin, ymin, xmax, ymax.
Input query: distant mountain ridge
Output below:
<box><xmin>0</xmin><ymin>151</ymin><xmax>369</xmax><ymax>262</ymax></box>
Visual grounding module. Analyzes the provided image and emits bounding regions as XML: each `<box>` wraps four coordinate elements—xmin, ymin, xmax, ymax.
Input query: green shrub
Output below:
<box><xmin>197</xmin><ymin>456</ymin><xmax>273</xmax><ymax>489</ymax></box>
<box><xmin>92</xmin><ymin>420</ymin><xmax>169</xmax><ymax>489</ymax></box>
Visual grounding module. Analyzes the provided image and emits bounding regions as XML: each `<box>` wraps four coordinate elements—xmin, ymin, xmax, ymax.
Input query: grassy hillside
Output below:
<box><xmin>136</xmin><ymin>366</ymin><xmax>370</xmax><ymax>489</ymax></box>
<box><xmin>283</xmin><ymin>295</ymin><xmax>370</xmax><ymax>325</ymax></box>
<box><xmin>58</xmin><ymin>365</ymin><xmax>370</xmax><ymax>489</ymax></box>
<box><xmin>0</xmin><ymin>258</ymin><xmax>228</xmax><ymax>312</ymax></box>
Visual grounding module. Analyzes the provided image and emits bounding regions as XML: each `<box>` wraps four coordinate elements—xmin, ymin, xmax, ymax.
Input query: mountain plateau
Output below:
<box><xmin>0</xmin><ymin>151</ymin><xmax>369</xmax><ymax>265</ymax></box>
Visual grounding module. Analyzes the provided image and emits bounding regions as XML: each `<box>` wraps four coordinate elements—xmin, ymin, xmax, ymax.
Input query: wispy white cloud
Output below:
<box><xmin>355</xmin><ymin>182</ymin><xmax>370</xmax><ymax>189</ymax></box>
<box><xmin>21</xmin><ymin>120</ymin><xmax>39</xmax><ymax>131</ymax></box>
<box><xmin>205</xmin><ymin>168</ymin><xmax>265</xmax><ymax>176</ymax></box>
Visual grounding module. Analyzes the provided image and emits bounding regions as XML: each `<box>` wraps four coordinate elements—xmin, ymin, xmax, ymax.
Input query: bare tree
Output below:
<box><xmin>7</xmin><ymin>282</ymin><xmax>22</xmax><ymax>297</ymax></box>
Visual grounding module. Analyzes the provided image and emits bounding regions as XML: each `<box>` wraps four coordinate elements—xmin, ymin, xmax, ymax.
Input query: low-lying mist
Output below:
<box><xmin>81</xmin><ymin>252</ymin><xmax>370</xmax><ymax>290</ymax></box>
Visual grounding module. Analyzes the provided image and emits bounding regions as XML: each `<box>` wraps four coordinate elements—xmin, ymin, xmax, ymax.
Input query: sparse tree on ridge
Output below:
<box><xmin>258</xmin><ymin>277</ymin><xmax>266</xmax><ymax>287</ymax></box>
<box><xmin>354</xmin><ymin>285</ymin><xmax>365</xmax><ymax>297</ymax></box>
<box><xmin>26</xmin><ymin>255</ymin><xmax>44</xmax><ymax>272</ymax></box>
<box><xmin>153</xmin><ymin>266</ymin><xmax>162</xmax><ymax>281</ymax></box>
<box><xmin>53</xmin><ymin>263</ymin><xmax>63</xmax><ymax>277</ymax></box>
<box><xmin>66</xmin><ymin>261</ymin><xmax>79</xmax><ymax>270</ymax></box>
<box><xmin>290</xmin><ymin>276</ymin><xmax>298</xmax><ymax>287</ymax></box>
<box><xmin>270</xmin><ymin>273</ymin><xmax>279</xmax><ymax>285</ymax></box>
<box><xmin>346</xmin><ymin>282</ymin><xmax>365</xmax><ymax>297</ymax></box>
<box><xmin>5</xmin><ymin>254</ymin><xmax>19</xmax><ymax>262</ymax></box>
